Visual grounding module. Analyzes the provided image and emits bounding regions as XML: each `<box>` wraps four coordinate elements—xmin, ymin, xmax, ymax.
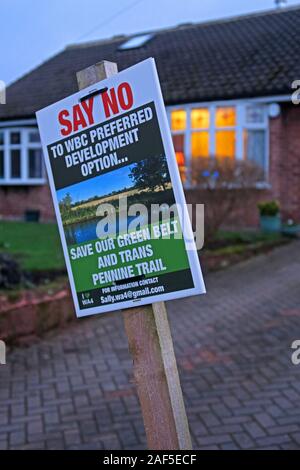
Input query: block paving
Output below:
<box><xmin>1</xmin><ymin>241</ymin><xmax>300</xmax><ymax>449</ymax></box>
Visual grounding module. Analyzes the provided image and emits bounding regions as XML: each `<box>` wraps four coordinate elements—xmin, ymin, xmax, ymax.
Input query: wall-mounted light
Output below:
<box><xmin>268</xmin><ymin>103</ymin><xmax>281</xmax><ymax>118</ymax></box>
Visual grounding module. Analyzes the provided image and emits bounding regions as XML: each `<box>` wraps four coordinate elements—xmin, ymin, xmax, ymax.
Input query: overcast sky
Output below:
<box><xmin>2</xmin><ymin>0</ymin><xmax>300</xmax><ymax>85</ymax></box>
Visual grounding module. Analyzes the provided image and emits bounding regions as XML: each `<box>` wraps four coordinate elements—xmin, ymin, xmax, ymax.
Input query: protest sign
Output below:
<box><xmin>36</xmin><ymin>58</ymin><xmax>205</xmax><ymax>317</ymax></box>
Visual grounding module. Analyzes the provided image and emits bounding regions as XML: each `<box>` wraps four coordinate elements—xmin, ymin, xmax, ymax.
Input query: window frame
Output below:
<box><xmin>167</xmin><ymin>99</ymin><xmax>270</xmax><ymax>188</ymax></box>
<box><xmin>0</xmin><ymin>127</ymin><xmax>45</xmax><ymax>185</ymax></box>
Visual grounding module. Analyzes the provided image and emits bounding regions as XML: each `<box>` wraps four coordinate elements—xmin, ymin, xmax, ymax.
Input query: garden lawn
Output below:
<box><xmin>0</xmin><ymin>221</ymin><xmax>288</xmax><ymax>275</ymax></box>
<box><xmin>0</xmin><ymin>221</ymin><xmax>65</xmax><ymax>272</ymax></box>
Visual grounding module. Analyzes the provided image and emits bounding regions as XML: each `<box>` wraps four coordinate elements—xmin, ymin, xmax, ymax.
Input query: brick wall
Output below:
<box><xmin>269</xmin><ymin>103</ymin><xmax>300</xmax><ymax>221</ymax></box>
<box><xmin>0</xmin><ymin>183</ymin><xmax>55</xmax><ymax>222</ymax></box>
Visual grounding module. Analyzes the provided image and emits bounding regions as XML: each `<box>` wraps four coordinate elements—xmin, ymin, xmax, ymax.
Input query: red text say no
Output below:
<box><xmin>58</xmin><ymin>82</ymin><xmax>134</xmax><ymax>137</ymax></box>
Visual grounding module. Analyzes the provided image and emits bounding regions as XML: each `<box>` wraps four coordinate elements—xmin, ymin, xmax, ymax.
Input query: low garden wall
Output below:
<box><xmin>0</xmin><ymin>284</ymin><xmax>74</xmax><ymax>345</ymax></box>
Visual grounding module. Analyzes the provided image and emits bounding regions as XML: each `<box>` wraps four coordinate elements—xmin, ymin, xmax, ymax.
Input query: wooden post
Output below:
<box><xmin>123</xmin><ymin>302</ymin><xmax>192</xmax><ymax>450</ymax></box>
<box><xmin>76</xmin><ymin>61</ymin><xmax>192</xmax><ymax>450</ymax></box>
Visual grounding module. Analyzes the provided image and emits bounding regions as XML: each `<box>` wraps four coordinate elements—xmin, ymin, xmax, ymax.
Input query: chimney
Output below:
<box><xmin>275</xmin><ymin>0</ymin><xmax>287</xmax><ymax>7</ymax></box>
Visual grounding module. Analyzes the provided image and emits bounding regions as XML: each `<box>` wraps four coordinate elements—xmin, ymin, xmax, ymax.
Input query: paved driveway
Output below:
<box><xmin>1</xmin><ymin>241</ymin><xmax>300</xmax><ymax>450</ymax></box>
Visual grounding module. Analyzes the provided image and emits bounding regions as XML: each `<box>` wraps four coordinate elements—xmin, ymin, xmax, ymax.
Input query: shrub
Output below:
<box><xmin>0</xmin><ymin>253</ymin><xmax>23</xmax><ymax>289</ymax></box>
<box><xmin>191</xmin><ymin>157</ymin><xmax>264</xmax><ymax>240</ymax></box>
<box><xmin>258</xmin><ymin>200</ymin><xmax>280</xmax><ymax>217</ymax></box>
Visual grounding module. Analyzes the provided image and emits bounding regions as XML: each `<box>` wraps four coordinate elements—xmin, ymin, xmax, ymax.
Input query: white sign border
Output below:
<box><xmin>36</xmin><ymin>58</ymin><xmax>205</xmax><ymax>317</ymax></box>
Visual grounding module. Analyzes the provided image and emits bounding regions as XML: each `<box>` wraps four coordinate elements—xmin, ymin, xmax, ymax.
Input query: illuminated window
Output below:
<box><xmin>215</xmin><ymin>107</ymin><xmax>236</xmax><ymax>159</ymax></box>
<box><xmin>171</xmin><ymin>110</ymin><xmax>186</xmax><ymax>131</ymax></box>
<box><xmin>172</xmin><ymin>134</ymin><xmax>186</xmax><ymax>181</ymax></box>
<box><xmin>216</xmin><ymin>131</ymin><xmax>235</xmax><ymax>158</ymax></box>
<box><xmin>191</xmin><ymin>132</ymin><xmax>209</xmax><ymax>158</ymax></box>
<box><xmin>169</xmin><ymin>102</ymin><xmax>267</xmax><ymax>186</ymax></box>
<box><xmin>215</xmin><ymin>107</ymin><xmax>236</xmax><ymax>127</ymax></box>
<box><xmin>191</xmin><ymin>108</ymin><xmax>209</xmax><ymax>129</ymax></box>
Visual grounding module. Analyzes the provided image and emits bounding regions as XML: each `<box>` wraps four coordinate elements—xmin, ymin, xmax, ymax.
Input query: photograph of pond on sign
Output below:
<box><xmin>57</xmin><ymin>154</ymin><xmax>175</xmax><ymax>245</ymax></box>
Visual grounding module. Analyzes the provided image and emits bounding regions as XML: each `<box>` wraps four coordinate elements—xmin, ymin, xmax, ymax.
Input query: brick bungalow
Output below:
<box><xmin>0</xmin><ymin>6</ymin><xmax>300</xmax><ymax>224</ymax></box>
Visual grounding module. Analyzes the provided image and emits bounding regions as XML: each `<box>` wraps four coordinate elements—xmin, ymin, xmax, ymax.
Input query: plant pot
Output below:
<box><xmin>281</xmin><ymin>224</ymin><xmax>300</xmax><ymax>237</ymax></box>
<box><xmin>259</xmin><ymin>214</ymin><xmax>281</xmax><ymax>233</ymax></box>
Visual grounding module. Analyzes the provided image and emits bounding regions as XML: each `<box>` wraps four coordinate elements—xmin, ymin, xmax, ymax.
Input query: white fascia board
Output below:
<box><xmin>0</xmin><ymin>118</ymin><xmax>37</xmax><ymax>128</ymax></box>
<box><xmin>166</xmin><ymin>95</ymin><xmax>291</xmax><ymax>110</ymax></box>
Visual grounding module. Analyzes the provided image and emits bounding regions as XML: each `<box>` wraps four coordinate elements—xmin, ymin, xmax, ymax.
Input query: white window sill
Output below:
<box><xmin>0</xmin><ymin>179</ymin><xmax>46</xmax><ymax>186</ymax></box>
<box><xmin>183</xmin><ymin>181</ymin><xmax>271</xmax><ymax>190</ymax></box>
